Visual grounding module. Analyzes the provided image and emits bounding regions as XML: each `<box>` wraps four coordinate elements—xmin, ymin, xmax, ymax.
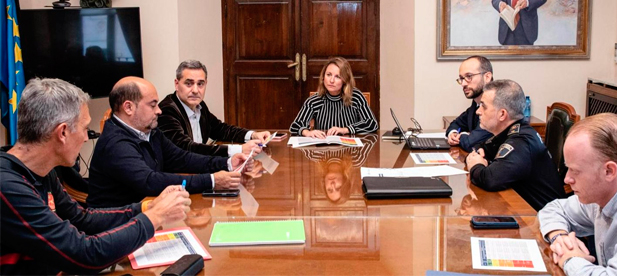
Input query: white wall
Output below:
<box><xmin>177</xmin><ymin>0</ymin><xmax>225</xmax><ymax>118</ymax></box>
<box><xmin>379</xmin><ymin>0</ymin><xmax>415</xmax><ymax>131</ymax></box>
<box><xmin>414</xmin><ymin>1</ymin><xmax>617</xmax><ymax>129</ymax></box>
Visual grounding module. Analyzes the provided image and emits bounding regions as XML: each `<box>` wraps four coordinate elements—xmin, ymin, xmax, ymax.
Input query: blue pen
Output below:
<box><xmin>181</xmin><ymin>179</ymin><xmax>186</xmax><ymax>190</ymax></box>
<box><xmin>457</xmin><ymin>128</ymin><xmax>461</xmax><ymax>133</ymax></box>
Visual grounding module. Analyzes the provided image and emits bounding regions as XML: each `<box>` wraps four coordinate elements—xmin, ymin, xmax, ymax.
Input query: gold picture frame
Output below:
<box><xmin>437</xmin><ymin>0</ymin><xmax>591</xmax><ymax>60</ymax></box>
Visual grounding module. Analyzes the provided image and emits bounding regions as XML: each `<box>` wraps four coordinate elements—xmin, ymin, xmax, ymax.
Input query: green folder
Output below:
<box><xmin>209</xmin><ymin>220</ymin><xmax>306</xmax><ymax>247</ymax></box>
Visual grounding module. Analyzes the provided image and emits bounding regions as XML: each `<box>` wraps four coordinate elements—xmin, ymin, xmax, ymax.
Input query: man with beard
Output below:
<box><xmin>88</xmin><ymin>77</ymin><xmax>250</xmax><ymax>208</ymax></box>
<box><xmin>446</xmin><ymin>56</ymin><xmax>494</xmax><ymax>152</ymax></box>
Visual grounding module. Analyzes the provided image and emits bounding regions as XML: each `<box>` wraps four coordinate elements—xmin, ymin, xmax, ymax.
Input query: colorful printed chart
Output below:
<box><xmin>129</xmin><ymin>227</ymin><xmax>210</xmax><ymax>269</ymax></box>
<box><xmin>470</xmin><ymin>237</ymin><xmax>547</xmax><ymax>272</ymax></box>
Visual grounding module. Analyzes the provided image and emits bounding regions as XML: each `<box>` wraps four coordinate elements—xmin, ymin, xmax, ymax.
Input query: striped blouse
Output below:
<box><xmin>289</xmin><ymin>89</ymin><xmax>379</xmax><ymax>136</ymax></box>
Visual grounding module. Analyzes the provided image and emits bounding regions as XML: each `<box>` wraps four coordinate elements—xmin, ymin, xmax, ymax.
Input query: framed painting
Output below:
<box><xmin>437</xmin><ymin>0</ymin><xmax>591</xmax><ymax>60</ymax></box>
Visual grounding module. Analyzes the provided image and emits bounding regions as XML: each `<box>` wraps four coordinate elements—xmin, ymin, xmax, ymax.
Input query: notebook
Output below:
<box><xmin>209</xmin><ymin>220</ymin><xmax>306</xmax><ymax>247</ymax></box>
<box><xmin>390</xmin><ymin>108</ymin><xmax>450</xmax><ymax>150</ymax></box>
<box><xmin>362</xmin><ymin>176</ymin><xmax>453</xmax><ymax>199</ymax></box>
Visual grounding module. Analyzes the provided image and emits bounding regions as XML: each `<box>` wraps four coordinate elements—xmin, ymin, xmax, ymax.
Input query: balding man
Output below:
<box><xmin>539</xmin><ymin>113</ymin><xmax>617</xmax><ymax>275</ymax></box>
<box><xmin>0</xmin><ymin>78</ymin><xmax>190</xmax><ymax>275</ymax></box>
<box><xmin>466</xmin><ymin>79</ymin><xmax>565</xmax><ymax>211</ymax></box>
<box><xmin>88</xmin><ymin>77</ymin><xmax>249</xmax><ymax>208</ymax></box>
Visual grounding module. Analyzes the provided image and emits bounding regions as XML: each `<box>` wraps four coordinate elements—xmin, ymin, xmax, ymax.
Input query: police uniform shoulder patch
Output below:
<box><xmin>496</xmin><ymin>143</ymin><xmax>514</xmax><ymax>159</ymax></box>
<box><xmin>508</xmin><ymin>124</ymin><xmax>520</xmax><ymax>136</ymax></box>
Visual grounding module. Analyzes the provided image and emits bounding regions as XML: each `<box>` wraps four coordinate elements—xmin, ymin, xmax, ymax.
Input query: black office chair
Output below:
<box><xmin>545</xmin><ymin>102</ymin><xmax>580</xmax><ymax>195</ymax></box>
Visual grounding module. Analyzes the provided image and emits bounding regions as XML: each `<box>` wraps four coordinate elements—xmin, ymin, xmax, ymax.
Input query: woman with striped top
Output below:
<box><xmin>289</xmin><ymin>57</ymin><xmax>378</xmax><ymax>137</ymax></box>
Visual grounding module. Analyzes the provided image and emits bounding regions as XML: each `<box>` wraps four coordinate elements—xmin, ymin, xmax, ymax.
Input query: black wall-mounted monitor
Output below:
<box><xmin>19</xmin><ymin>7</ymin><xmax>143</xmax><ymax>98</ymax></box>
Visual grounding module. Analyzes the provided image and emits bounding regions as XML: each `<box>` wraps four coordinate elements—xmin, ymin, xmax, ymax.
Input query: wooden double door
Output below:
<box><xmin>222</xmin><ymin>0</ymin><xmax>380</xmax><ymax>129</ymax></box>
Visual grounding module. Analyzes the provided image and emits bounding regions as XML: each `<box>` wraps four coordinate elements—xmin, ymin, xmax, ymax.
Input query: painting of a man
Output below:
<box><xmin>492</xmin><ymin>0</ymin><xmax>548</xmax><ymax>45</ymax></box>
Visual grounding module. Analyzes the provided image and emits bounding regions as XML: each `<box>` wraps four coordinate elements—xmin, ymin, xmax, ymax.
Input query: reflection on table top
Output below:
<box><xmin>108</xmin><ymin>130</ymin><xmax>548</xmax><ymax>275</ymax></box>
<box><xmin>108</xmin><ymin>216</ymin><xmax>562</xmax><ymax>276</ymax></box>
<box><xmin>195</xmin><ymin>130</ymin><xmax>535</xmax><ymax>219</ymax></box>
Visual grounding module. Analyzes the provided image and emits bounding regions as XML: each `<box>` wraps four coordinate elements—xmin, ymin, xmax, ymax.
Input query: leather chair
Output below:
<box><xmin>545</xmin><ymin>102</ymin><xmax>580</xmax><ymax>194</ymax></box>
<box><xmin>100</xmin><ymin>108</ymin><xmax>112</xmax><ymax>132</ymax></box>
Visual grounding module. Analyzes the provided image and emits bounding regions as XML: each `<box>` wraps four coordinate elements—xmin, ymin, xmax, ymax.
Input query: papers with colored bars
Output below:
<box><xmin>128</xmin><ymin>227</ymin><xmax>210</xmax><ymax>269</ymax></box>
<box><xmin>361</xmin><ymin>166</ymin><xmax>468</xmax><ymax>178</ymax></box>
<box><xmin>288</xmin><ymin>136</ymin><xmax>364</xmax><ymax>148</ymax></box>
<box><xmin>410</xmin><ymin>153</ymin><xmax>456</xmax><ymax>165</ymax></box>
<box><xmin>471</xmin><ymin>237</ymin><xmax>546</xmax><ymax>272</ymax></box>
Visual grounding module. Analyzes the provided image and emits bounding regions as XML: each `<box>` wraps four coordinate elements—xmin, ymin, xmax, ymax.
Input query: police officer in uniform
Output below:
<box><xmin>466</xmin><ymin>79</ymin><xmax>565</xmax><ymax>211</ymax></box>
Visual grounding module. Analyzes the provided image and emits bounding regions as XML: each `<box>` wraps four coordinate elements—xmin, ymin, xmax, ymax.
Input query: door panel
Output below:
<box><xmin>224</xmin><ymin>0</ymin><xmax>301</xmax><ymax>129</ymax></box>
<box><xmin>308</xmin><ymin>1</ymin><xmax>364</xmax><ymax>57</ymax></box>
<box><xmin>237</xmin><ymin>3</ymin><xmax>292</xmax><ymax>59</ymax></box>
<box><xmin>236</xmin><ymin>77</ymin><xmax>298</xmax><ymax>129</ymax></box>
<box><xmin>224</xmin><ymin>0</ymin><xmax>380</xmax><ymax>128</ymax></box>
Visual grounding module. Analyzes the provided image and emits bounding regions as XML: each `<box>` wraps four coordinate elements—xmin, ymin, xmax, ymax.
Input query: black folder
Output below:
<box><xmin>362</xmin><ymin>177</ymin><xmax>453</xmax><ymax>199</ymax></box>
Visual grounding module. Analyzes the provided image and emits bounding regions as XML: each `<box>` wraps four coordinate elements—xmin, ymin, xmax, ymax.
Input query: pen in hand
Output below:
<box><xmin>181</xmin><ymin>179</ymin><xmax>186</xmax><ymax>191</ymax></box>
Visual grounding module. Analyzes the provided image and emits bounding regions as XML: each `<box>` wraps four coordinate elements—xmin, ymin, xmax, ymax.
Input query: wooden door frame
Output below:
<box><xmin>222</xmin><ymin>0</ymin><xmax>380</xmax><ymax>125</ymax></box>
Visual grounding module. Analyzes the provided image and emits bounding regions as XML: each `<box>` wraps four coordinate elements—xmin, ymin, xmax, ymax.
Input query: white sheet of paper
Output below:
<box><xmin>416</xmin><ymin>132</ymin><xmax>446</xmax><ymax>139</ymax></box>
<box><xmin>470</xmin><ymin>237</ymin><xmax>547</xmax><ymax>272</ymax></box>
<box><xmin>254</xmin><ymin>151</ymin><xmax>279</xmax><ymax>174</ymax></box>
<box><xmin>410</xmin><ymin>152</ymin><xmax>456</xmax><ymax>165</ymax></box>
<box><xmin>360</xmin><ymin>166</ymin><xmax>468</xmax><ymax>178</ymax></box>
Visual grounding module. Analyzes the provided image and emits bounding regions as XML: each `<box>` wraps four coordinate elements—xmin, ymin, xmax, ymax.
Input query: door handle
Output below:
<box><xmin>302</xmin><ymin>54</ymin><xmax>307</xmax><ymax>81</ymax></box>
<box><xmin>289</xmin><ymin>53</ymin><xmax>300</xmax><ymax>81</ymax></box>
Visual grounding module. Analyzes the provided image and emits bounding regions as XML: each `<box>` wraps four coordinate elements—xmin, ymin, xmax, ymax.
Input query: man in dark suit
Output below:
<box><xmin>492</xmin><ymin>0</ymin><xmax>547</xmax><ymax>45</ymax></box>
<box><xmin>158</xmin><ymin>60</ymin><xmax>270</xmax><ymax>157</ymax></box>
<box><xmin>446</xmin><ymin>56</ymin><xmax>493</xmax><ymax>152</ymax></box>
<box><xmin>88</xmin><ymin>77</ymin><xmax>250</xmax><ymax>208</ymax></box>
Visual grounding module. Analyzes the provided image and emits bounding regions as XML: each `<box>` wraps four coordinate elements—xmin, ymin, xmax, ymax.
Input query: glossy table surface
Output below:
<box><xmin>106</xmin><ymin>131</ymin><xmax>560</xmax><ymax>275</ymax></box>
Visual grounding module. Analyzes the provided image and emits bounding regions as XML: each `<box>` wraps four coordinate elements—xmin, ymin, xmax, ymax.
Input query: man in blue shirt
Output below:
<box><xmin>446</xmin><ymin>55</ymin><xmax>494</xmax><ymax>152</ymax></box>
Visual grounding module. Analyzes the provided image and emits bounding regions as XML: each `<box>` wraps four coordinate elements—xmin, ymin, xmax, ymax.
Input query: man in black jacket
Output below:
<box><xmin>446</xmin><ymin>56</ymin><xmax>494</xmax><ymax>152</ymax></box>
<box><xmin>0</xmin><ymin>78</ymin><xmax>190</xmax><ymax>275</ymax></box>
<box><xmin>466</xmin><ymin>79</ymin><xmax>565</xmax><ymax>211</ymax></box>
<box><xmin>88</xmin><ymin>77</ymin><xmax>249</xmax><ymax>208</ymax></box>
<box><xmin>158</xmin><ymin>60</ymin><xmax>270</xmax><ymax>157</ymax></box>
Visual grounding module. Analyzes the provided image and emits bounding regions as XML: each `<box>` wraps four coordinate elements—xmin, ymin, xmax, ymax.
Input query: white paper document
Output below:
<box><xmin>360</xmin><ymin>166</ymin><xmax>468</xmax><ymax>178</ymax></box>
<box><xmin>410</xmin><ymin>153</ymin><xmax>456</xmax><ymax>165</ymax></box>
<box><xmin>254</xmin><ymin>151</ymin><xmax>279</xmax><ymax>174</ymax></box>
<box><xmin>470</xmin><ymin>237</ymin><xmax>547</xmax><ymax>272</ymax></box>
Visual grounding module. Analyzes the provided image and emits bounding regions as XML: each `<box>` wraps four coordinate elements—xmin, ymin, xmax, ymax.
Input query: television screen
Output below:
<box><xmin>19</xmin><ymin>8</ymin><xmax>143</xmax><ymax>98</ymax></box>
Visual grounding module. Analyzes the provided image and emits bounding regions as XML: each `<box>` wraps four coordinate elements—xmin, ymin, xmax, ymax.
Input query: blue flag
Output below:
<box><xmin>1</xmin><ymin>0</ymin><xmax>25</xmax><ymax>145</ymax></box>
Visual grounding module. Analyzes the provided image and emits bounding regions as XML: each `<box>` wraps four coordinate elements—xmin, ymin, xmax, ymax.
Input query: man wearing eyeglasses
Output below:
<box><xmin>446</xmin><ymin>56</ymin><xmax>494</xmax><ymax>152</ymax></box>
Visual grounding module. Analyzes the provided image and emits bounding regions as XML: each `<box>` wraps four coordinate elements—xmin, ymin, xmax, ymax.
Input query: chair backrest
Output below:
<box><xmin>100</xmin><ymin>108</ymin><xmax>112</xmax><ymax>133</ymax></box>
<box><xmin>545</xmin><ymin>102</ymin><xmax>580</xmax><ymax>193</ymax></box>
<box><xmin>307</xmin><ymin>92</ymin><xmax>371</xmax><ymax>130</ymax></box>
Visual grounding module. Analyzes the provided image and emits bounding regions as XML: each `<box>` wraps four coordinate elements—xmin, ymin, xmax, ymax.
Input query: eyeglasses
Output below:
<box><xmin>456</xmin><ymin>72</ymin><xmax>486</xmax><ymax>85</ymax></box>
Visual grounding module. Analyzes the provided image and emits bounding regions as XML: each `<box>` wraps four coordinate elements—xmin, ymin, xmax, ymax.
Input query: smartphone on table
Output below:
<box><xmin>202</xmin><ymin>189</ymin><xmax>240</xmax><ymax>197</ymax></box>
<box><xmin>470</xmin><ymin>216</ymin><xmax>519</xmax><ymax>229</ymax></box>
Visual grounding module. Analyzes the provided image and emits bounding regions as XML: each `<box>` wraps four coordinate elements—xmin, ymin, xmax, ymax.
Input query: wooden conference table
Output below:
<box><xmin>106</xmin><ymin>131</ymin><xmax>563</xmax><ymax>275</ymax></box>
